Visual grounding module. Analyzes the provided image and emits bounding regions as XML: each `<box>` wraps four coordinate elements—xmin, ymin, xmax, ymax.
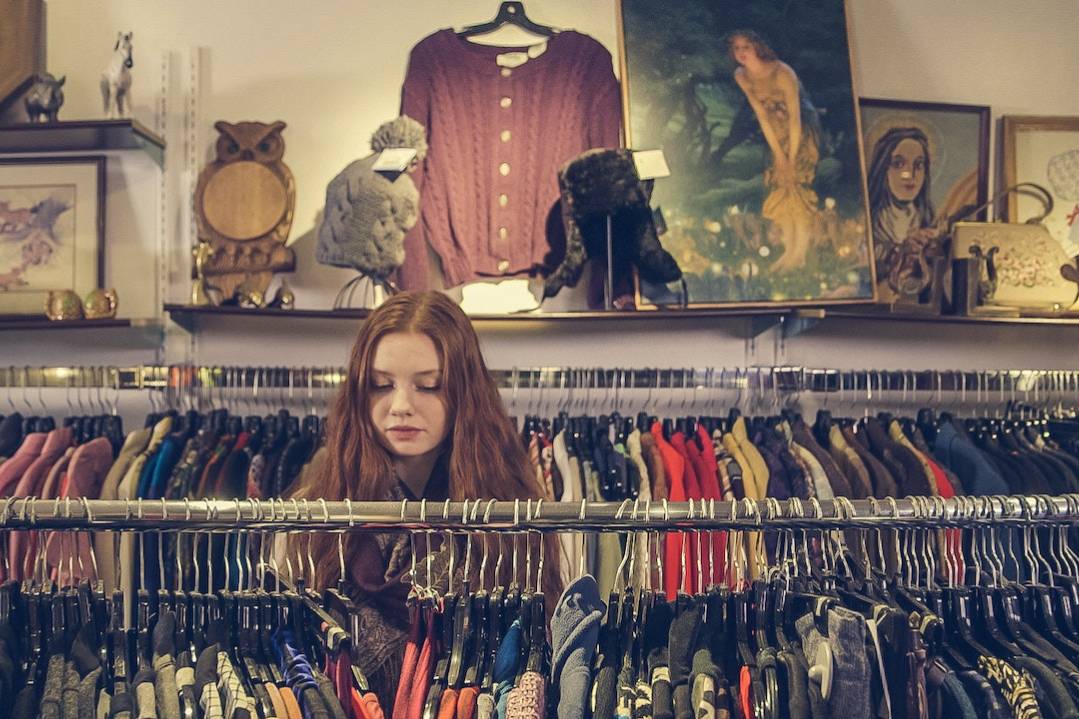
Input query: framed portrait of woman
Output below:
<box><xmin>859</xmin><ymin>98</ymin><xmax>990</xmax><ymax>306</ymax></box>
<box><xmin>617</xmin><ymin>0</ymin><xmax>875</xmax><ymax>308</ymax></box>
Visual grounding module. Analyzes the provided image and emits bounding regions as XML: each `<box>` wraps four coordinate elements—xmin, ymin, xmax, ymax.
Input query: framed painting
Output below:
<box><xmin>1002</xmin><ymin>116</ymin><xmax>1079</xmax><ymax>260</ymax></box>
<box><xmin>859</xmin><ymin>98</ymin><xmax>990</xmax><ymax>305</ymax></box>
<box><xmin>0</xmin><ymin>156</ymin><xmax>105</xmax><ymax>316</ymax></box>
<box><xmin>617</xmin><ymin>0</ymin><xmax>874</xmax><ymax>308</ymax></box>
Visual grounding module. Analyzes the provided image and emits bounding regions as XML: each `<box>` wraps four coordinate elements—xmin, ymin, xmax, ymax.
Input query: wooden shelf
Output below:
<box><xmin>164</xmin><ymin>303</ymin><xmax>793</xmax><ymax>336</ymax></box>
<box><xmin>0</xmin><ymin>317</ymin><xmax>131</xmax><ymax>331</ymax></box>
<box><xmin>0</xmin><ymin>119</ymin><xmax>165</xmax><ymax>165</ymax></box>
<box><xmin>815</xmin><ymin>307</ymin><xmax>1079</xmax><ymax>327</ymax></box>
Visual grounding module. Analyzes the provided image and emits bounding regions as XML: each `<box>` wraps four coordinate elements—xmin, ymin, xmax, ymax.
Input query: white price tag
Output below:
<box><xmin>632</xmin><ymin>149</ymin><xmax>671</xmax><ymax>180</ymax></box>
<box><xmin>373</xmin><ymin>148</ymin><xmax>418</xmax><ymax>172</ymax></box>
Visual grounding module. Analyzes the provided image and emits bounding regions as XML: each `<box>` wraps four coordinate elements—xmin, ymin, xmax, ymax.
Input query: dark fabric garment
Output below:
<box><xmin>790</xmin><ymin>420</ymin><xmax>852</xmax><ymax>498</ymax></box>
<box><xmin>753</xmin><ymin>431</ymin><xmax>792</xmax><ymax>500</ymax></box>
<box><xmin>1012</xmin><ymin>655</ymin><xmax>1079</xmax><ymax>719</ymax></box>
<box><xmin>777</xmin><ymin>650</ymin><xmax>809</xmax><ymax>719</ymax></box>
<box><xmin>0</xmin><ymin>412</ymin><xmax>23</xmax><ymax>458</ymax></box>
<box><xmin>133</xmin><ymin>667</ymin><xmax>157</xmax><ymax>719</ymax></box>
<box><xmin>110</xmin><ymin>690</ymin><xmax>136</xmax><ymax>719</ymax></box>
<box><xmin>863</xmin><ymin>419</ymin><xmax>931</xmax><ymax>496</ymax></box>
<box><xmin>550</xmin><ymin>575</ymin><xmax>604</xmax><ymax>719</ymax></box>
<box><xmin>957</xmin><ymin>670</ymin><xmax>1011</xmax><ymax>719</ymax></box>
<box><xmin>215</xmin><ymin>433</ymin><xmax>253</xmax><ymax>500</ymax></box>
<box><xmin>910</xmin><ymin>427</ymin><xmax>966</xmax><ymax>495</ymax></box>
<box><xmin>278</xmin><ymin>629</ymin><xmax>332</xmax><ymax>719</ymax></box>
<box><xmin>927</xmin><ymin>659</ymin><xmax>976</xmax><ymax>719</ymax></box>
<box><xmin>315</xmin><ymin>669</ymin><xmax>349</xmax><ymax>719</ymax></box>
<box><xmin>152</xmin><ymin>612</ymin><xmax>181</xmax><ymax>719</ymax></box>
<box><xmin>12</xmin><ymin>684</ymin><xmax>39</xmax><ymax>719</ymax></box>
<box><xmin>647</xmin><ymin>602</ymin><xmax>675</xmax><ymax>719</ymax></box>
<box><xmin>273</xmin><ymin>434</ymin><xmax>314</xmax><ymax>497</ymax></box>
<box><xmin>668</xmin><ymin>602</ymin><xmax>702</xmax><ymax>688</ymax></box>
<box><xmin>842</xmin><ymin>426</ymin><xmax>897</xmax><ymax>498</ymax></box>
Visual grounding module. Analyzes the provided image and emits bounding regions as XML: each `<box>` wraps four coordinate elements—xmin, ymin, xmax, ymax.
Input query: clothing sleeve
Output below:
<box><xmin>398</xmin><ymin>41</ymin><xmax>435</xmax><ymax>291</ymax></box>
<box><xmin>584</xmin><ymin>41</ymin><xmax>623</xmax><ymax>150</ymax></box>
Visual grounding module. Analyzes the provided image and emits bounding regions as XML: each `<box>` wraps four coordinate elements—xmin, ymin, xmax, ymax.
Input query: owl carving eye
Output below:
<box><xmin>258</xmin><ymin>141</ymin><xmax>271</xmax><ymax>153</ymax></box>
<box><xmin>227</xmin><ymin>142</ymin><xmax>240</xmax><ymax>154</ymax></box>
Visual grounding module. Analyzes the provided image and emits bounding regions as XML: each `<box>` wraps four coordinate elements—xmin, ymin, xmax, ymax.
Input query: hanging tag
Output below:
<box><xmin>632</xmin><ymin>149</ymin><xmax>671</xmax><ymax>180</ymax></box>
<box><xmin>372</xmin><ymin>148</ymin><xmax>418</xmax><ymax>173</ymax></box>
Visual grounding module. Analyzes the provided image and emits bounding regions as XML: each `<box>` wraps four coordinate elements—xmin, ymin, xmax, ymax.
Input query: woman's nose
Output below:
<box><xmin>389</xmin><ymin>388</ymin><xmax>414</xmax><ymax>415</ymax></box>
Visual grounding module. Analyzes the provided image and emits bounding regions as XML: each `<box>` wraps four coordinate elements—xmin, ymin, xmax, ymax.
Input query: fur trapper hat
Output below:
<box><xmin>544</xmin><ymin>148</ymin><xmax>681</xmax><ymax>299</ymax></box>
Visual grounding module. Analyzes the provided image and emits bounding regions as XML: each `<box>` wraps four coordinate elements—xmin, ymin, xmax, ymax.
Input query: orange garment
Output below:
<box><xmin>394</xmin><ymin>608</ymin><xmax>425</xmax><ymax>719</ymax></box>
<box><xmin>281</xmin><ymin>686</ymin><xmax>304</xmax><ymax>719</ymax></box>
<box><xmin>407</xmin><ymin>612</ymin><xmax>438</xmax><ymax>719</ymax></box>
<box><xmin>651</xmin><ymin>422</ymin><xmax>687</xmax><ymax>601</ymax></box>
<box><xmin>437</xmin><ymin>689</ymin><xmax>459</xmax><ymax>719</ymax></box>
<box><xmin>456</xmin><ymin>686</ymin><xmax>479</xmax><ymax>719</ymax></box>
<box><xmin>266</xmin><ymin>683</ymin><xmax>288</xmax><ymax>719</ymax></box>
<box><xmin>739</xmin><ymin>666</ymin><xmax>752</xmax><ymax>719</ymax></box>
<box><xmin>356</xmin><ymin>688</ymin><xmax>388</xmax><ymax>719</ymax></box>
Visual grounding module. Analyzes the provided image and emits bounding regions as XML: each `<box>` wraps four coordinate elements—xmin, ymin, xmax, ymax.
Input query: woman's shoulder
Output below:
<box><xmin>774</xmin><ymin>61</ymin><xmax>799</xmax><ymax>84</ymax></box>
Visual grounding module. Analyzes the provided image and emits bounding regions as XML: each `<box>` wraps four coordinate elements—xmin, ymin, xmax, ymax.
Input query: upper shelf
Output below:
<box><xmin>0</xmin><ymin>119</ymin><xmax>165</xmax><ymax>166</ymax></box>
<box><xmin>164</xmin><ymin>301</ymin><xmax>1079</xmax><ymax>338</ymax></box>
<box><xmin>163</xmin><ymin>303</ymin><xmax>793</xmax><ymax>338</ymax></box>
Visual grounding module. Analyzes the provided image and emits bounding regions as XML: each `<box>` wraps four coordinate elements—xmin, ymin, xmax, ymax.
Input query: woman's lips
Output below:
<box><xmin>387</xmin><ymin>427</ymin><xmax>423</xmax><ymax>440</ymax></box>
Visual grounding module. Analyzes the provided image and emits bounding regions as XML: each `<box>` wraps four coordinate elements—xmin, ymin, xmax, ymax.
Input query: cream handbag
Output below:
<box><xmin>950</xmin><ymin>183</ymin><xmax>1079</xmax><ymax>311</ymax></box>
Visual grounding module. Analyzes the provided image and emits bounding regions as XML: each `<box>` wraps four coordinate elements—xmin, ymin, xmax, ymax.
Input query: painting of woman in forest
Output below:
<box><xmin>619</xmin><ymin>0</ymin><xmax>874</xmax><ymax>306</ymax></box>
<box><xmin>728</xmin><ymin>30</ymin><xmax>820</xmax><ymax>273</ymax></box>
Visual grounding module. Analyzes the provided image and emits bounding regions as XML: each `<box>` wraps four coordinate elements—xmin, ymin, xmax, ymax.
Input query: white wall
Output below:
<box><xmin>19</xmin><ymin>0</ymin><xmax>1079</xmax><ymax>392</ymax></box>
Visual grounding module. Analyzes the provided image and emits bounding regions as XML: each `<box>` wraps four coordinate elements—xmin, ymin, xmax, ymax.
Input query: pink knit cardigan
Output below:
<box><xmin>398</xmin><ymin>29</ymin><xmax>622</xmax><ymax>290</ymax></box>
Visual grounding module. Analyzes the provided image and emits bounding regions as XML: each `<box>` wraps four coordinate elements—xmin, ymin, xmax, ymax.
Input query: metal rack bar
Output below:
<box><xmin>1</xmin><ymin>496</ymin><xmax>1076</xmax><ymax>533</ymax></box>
<box><xmin>1</xmin><ymin>365</ymin><xmax>1077</xmax><ymax>398</ymax></box>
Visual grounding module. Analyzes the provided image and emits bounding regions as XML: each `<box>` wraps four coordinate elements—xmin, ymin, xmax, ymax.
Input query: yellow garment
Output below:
<box><xmin>731</xmin><ymin>417</ymin><xmax>769</xmax><ymax>498</ymax></box>
<box><xmin>119</xmin><ymin>416</ymin><xmax>172</xmax><ymax>625</ymax></box>
<box><xmin>889</xmin><ymin>421</ymin><xmax>939</xmax><ymax>496</ymax></box>
<box><xmin>761</xmin><ymin>95</ymin><xmax>820</xmax><ymax>228</ymax></box>
<box><xmin>828</xmin><ymin>426</ymin><xmax>872</xmax><ymax>499</ymax></box>
<box><xmin>724</xmin><ymin>420</ymin><xmax>765</xmax><ymax>581</ymax></box>
<box><xmin>95</xmin><ymin>427</ymin><xmax>152</xmax><ymax>595</ymax></box>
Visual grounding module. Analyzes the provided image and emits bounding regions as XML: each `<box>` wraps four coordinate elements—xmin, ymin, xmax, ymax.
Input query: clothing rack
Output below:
<box><xmin>1</xmin><ymin>495</ymin><xmax>1076</xmax><ymax>532</ymax></box>
<box><xmin>1</xmin><ymin>364</ymin><xmax>1077</xmax><ymax>397</ymax></box>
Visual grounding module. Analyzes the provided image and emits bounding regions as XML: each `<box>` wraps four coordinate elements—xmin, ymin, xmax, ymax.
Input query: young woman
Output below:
<box><xmin>728</xmin><ymin>30</ymin><xmax>821</xmax><ymax>273</ymax></box>
<box><xmin>866</xmin><ymin>127</ymin><xmax>938</xmax><ymax>297</ymax></box>
<box><xmin>288</xmin><ymin>291</ymin><xmax>560</xmax><ymax>705</ymax></box>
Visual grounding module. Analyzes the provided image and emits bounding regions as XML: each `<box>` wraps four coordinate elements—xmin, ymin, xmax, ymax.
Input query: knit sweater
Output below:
<box><xmin>398</xmin><ymin>28</ymin><xmax>622</xmax><ymax>290</ymax></box>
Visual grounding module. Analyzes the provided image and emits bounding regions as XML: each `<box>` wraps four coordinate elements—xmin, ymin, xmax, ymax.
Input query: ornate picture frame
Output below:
<box><xmin>617</xmin><ymin>0</ymin><xmax>875</xmax><ymax>308</ymax></box>
<box><xmin>1001</xmin><ymin>115</ymin><xmax>1079</xmax><ymax>260</ymax></box>
<box><xmin>0</xmin><ymin>155</ymin><xmax>105</xmax><ymax>316</ymax></box>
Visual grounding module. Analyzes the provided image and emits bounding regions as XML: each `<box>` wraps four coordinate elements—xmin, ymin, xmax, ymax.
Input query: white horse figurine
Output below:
<box><xmin>100</xmin><ymin>31</ymin><xmax>134</xmax><ymax>119</ymax></box>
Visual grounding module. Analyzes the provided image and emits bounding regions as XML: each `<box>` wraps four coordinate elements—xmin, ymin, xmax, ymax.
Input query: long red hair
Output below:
<box><xmin>290</xmin><ymin>291</ymin><xmax>561</xmax><ymax>600</ymax></box>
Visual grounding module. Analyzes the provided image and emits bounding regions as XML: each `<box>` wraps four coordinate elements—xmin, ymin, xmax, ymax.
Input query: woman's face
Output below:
<box><xmin>730</xmin><ymin>36</ymin><xmax>757</xmax><ymax>66</ymax></box>
<box><xmin>887</xmin><ymin>138</ymin><xmax>927</xmax><ymax>202</ymax></box>
<box><xmin>368</xmin><ymin>331</ymin><xmax>449</xmax><ymax>461</ymax></box>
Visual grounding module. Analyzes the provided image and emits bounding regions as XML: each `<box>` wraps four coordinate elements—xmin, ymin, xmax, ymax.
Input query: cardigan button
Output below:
<box><xmin>501</xmin><ymin>130</ymin><xmax>511</xmax><ymax>142</ymax></box>
<box><xmin>499</xmin><ymin>227</ymin><xmax>509</xmax><ymax>240</ymax></box>
<box><xmin>497</xmin><ymin>260</ymin><xmax>510</xmax><ymax>272</ymax></box>
<box><xmin>499</xmin><ymin>194</ymin><xmax>509</xmax><ymax>207</ymax></box>
<box><xmin>500</xmin><ymin>96</ymin><xmax>512</xmax><ymax>108</ymax></box>
<box><xmin>499</xmin><ymin>163</ymin><xmax>511</xmax><ymax>176</ymax></box>
<box><xmin>501</xmin><ymin>68</ymin><xmax>512</xmax><ymax>77</ymax></box>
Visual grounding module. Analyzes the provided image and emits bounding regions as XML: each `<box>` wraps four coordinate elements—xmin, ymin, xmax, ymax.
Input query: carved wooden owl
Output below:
<box><xmin>194</xmin><ymin>120</ymin><xmax>296</xmax><ymax>302</ymax></box>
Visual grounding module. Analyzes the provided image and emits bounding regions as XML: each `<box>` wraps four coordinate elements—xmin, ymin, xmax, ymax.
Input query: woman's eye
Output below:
<box><xmin>417</xmin><ymin>384</ymin><xmax>441</xmax><ymax>392</ymax></box>
<box><xmin>371</xmin><ymin>384</ymin><xmax>393</xmax><ymax>392</ymax></box>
